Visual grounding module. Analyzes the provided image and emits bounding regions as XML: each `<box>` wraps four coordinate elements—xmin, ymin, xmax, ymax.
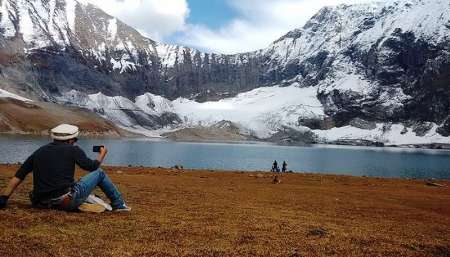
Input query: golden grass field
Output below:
<box><xmin>0</xmin><ymin>164</ymin><xmax>449</xmax><ymax>257</ymax></box>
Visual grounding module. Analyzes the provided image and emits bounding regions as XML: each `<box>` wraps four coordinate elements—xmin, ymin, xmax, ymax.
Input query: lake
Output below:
<box><xmin>0</xmin><ymin>136</ymin><xmax>449</xmax><ymax>179</ymax></box>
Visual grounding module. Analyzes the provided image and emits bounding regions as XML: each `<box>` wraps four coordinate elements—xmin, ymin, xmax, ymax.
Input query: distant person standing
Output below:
<box><xmin>271</xmin><ymin>160</ymin><xmax>280</xmax><ymax>173</ymax></box>
<box><xmin>282</xmin><ymin>161</ymin><xmax>288</xmax><ymax>173</ymax></box>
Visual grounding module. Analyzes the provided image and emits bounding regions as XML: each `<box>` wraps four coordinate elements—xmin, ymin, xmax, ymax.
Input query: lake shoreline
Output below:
<box><xmin>2</xmin><ymin>132</ymin><xmax>450</xmax><ymax>151</ymax></box>
<box><xmin>0</xmin><ymin>164</ymin><xmax>449</xmax><ymax>256</ymax></box>
<box><xmin>2</xmin><ymin>162</ymin><xmax>450</xmax><ymax>182</ymax></box>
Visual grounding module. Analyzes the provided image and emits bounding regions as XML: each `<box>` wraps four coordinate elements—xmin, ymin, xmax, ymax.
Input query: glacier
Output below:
<box><xmin>52</xmin><ymin>84</ymin><xmax>449</xmax><ymax>146</ymax></box>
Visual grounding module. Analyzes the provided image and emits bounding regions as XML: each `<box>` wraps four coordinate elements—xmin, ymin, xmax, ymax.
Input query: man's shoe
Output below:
<box><xmin>113</xmin><ymin>204</ymin><xmax>131</xmax><ymax>212</ymax></box>
<box><xmin>78</xmin><ymin>203</ymin><xmax>106</xmax><ymax>213</ymax></box>
<box><xmin>85</xmin><ymin>195</ymin><xmax>112</xmax><ymax>211</ymax></box>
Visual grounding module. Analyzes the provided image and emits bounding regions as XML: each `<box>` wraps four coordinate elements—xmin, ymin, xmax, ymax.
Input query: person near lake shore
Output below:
<box><xmin>282</xmin><ymin>161</ymin><xmax>288</xmax><ymax>173</ymax></box>
<box><xmin>271</xmin><ymin>160</ymin><xmax>280</xmax><ymax>173</ymax></box>
<box><xmin>0</xmin><ymin>124</ymin><xmax>131</xmax><ymax>212</ymax></box>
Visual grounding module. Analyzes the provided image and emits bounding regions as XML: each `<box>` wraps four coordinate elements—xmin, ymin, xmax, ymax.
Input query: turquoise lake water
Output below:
<box><xmin>0</xmin><ymin>136</ymin><xmax>449</xmax><ymax>179</ymax></box>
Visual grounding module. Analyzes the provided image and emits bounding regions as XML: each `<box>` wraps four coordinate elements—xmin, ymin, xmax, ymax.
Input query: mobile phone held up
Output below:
<box><xmin>93</xmin><ymin>145</ymin><xmax>104</xmax><ymax>153</ymax></box>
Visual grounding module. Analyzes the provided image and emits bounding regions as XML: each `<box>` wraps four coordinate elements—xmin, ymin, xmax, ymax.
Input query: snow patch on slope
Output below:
<box><xmin>135</xmin><ymin>93</ymin><xmax>174</xmax><ymax>115</ymax></box>
<box><xmin>65</xmin><ymin>0</ymin><xmax>77</xmax><ymax>32</ymax></box>
<box><xmin>56</xmin><ymin>90</ymin><xmax>176</xmax><ymax>131</ymax></box>
<box><xmin>0</xmin><ymin>0</ymin><xmax>16</xmax><ymax>37</ymax></box>
<box><xmin>110</xmin><ymin>59</ymin><xmax>136</xmax><ymax>73</ymax></box>
<box><xmin>317</xmin><ymin>57</ymin><xmax>375</xmax><ymax>95</ymax></box>
<box><xmin>107</xmin><ymin>18</ymin><xmax>117</xmax><ymax>41</ymax></box>
<box><xmin>314</xmin><ymin>123</ymin><xmax>449</xmax><ymax>145</ymax></box>
<box><xmin>18</xmin><ymin>3</ymin><xmax>38</xmax><ymax>46</ymax></box>
<box><xmin>355</xmin><ymin>0</ymin><xmax>450</xmax><ymax>49</ymax></box>
<box><xmin>0</xmin><ymin>89</ymin><xmax>32</xmax><ymax>102</ymax></box>
<box><xmin>172</xmin><ymin>83</ymin><xmax>325</xmax><ymax>138</ymax></box>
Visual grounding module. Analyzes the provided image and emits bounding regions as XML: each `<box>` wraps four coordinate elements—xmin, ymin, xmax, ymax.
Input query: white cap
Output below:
<box><xmin>50</xmin><ymin>124</ymin><xmax>79</xmax><ymax>141</ymax></box>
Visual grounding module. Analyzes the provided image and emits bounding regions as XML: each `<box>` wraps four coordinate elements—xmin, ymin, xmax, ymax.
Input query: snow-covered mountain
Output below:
<box><xmin>1</xmin><ymin>0</ymin><xmax>449</xmax><ymax>145</ymax></box>
<box><xmin>262</xmin><ymin>0</ymin><xmax>450</xmax><ymax>127</ymax></box>
<box><xmin>0</xmin><ymin>0</ymin><xmax>261</xmax><ymax>100</ymax></box>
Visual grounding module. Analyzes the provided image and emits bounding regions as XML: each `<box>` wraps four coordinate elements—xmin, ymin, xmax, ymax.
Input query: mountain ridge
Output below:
<box><xmin>0</xmin><ymin>0</ymin><xmax>449</xmax><ymax>144</ymax></box>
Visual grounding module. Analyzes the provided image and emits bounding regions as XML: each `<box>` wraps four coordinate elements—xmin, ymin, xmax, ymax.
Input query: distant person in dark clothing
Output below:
<box><xmin>271</xmin><ymin>160</ymin><xmax>280</xmax><ymax>173</ymax></box>
<box><xmin>282</xmin><ymin>161</ymin><xmax>288</xmax><ymax>173</ymax></box>
<box><xmin>0</xmin><ymin>124</ymin><xmax>130</xmax><ymax>212</ymax></box>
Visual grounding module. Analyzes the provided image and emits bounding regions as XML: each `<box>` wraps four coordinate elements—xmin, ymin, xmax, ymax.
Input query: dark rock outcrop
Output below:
<box><xmin>437</xmin><ymin>118</ymin><xmax>450</xmax><ymax>137</ymax></box>
<box><xmin>268</xmin><ymin>126</ymin><xmax>318</xmax><ymax>145</ymax></box>
<box><xmin>298</xmin><ymin>117</ymin><xmax>335</xmax><ymax>130</ymax></box>
<box><xmin>349</xmin><ymin>118</ymin><xmax>377</xmax><ymax>130</ymax></box>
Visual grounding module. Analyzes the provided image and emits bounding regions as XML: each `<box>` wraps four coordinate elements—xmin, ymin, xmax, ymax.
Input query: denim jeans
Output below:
<box><xmin>67</xmin><ymin>169</ymin><xmax>125</xmax><ymax>211</ymax></box>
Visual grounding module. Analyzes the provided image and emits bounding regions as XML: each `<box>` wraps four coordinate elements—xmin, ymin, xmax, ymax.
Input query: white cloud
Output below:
<box><xmin>84</xmin><ymin>0</ymin><xmax>189</xmax><ymax>40</ymax></box>
<box><xmin>82</xmin><ymin>0</ymin><xmax>382</xmax><ymax>54</ymax></box>
<box><xmin>176</xmin><ymin>0</ymin><xmax>380</xmax><ymax>54</ymax></box>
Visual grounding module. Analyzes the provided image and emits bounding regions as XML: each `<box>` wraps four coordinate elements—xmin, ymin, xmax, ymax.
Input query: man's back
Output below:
<box><xmin>15</xmin><ymin>141</ymin><xmax>100</xmax><ymax>201</ymax></box>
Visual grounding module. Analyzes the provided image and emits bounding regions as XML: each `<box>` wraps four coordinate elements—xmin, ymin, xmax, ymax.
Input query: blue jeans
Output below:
<box><xmin>67</xmin><ymin>169</ymin><xmax>125</xmax><ymax>211</ymax></box>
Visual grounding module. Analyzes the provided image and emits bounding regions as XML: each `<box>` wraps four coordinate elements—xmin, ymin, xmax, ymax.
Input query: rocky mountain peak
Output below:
<box><xmin>1</xmin><ymin>0</ymin><xmax>449</xmax><ymax>143</ymax></box>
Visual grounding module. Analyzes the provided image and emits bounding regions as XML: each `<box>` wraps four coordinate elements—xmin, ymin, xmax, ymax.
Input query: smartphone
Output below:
<box><xmin>93</xmin><ymin>145</ymin><xmax>104</xmax><ymax>153</ymax></box>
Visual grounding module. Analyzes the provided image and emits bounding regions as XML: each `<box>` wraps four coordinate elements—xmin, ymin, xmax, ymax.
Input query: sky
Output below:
<box><xmin>85</xmin><ymin>0</ymin><xmax>380</xmax><ymax>54</ymax></box>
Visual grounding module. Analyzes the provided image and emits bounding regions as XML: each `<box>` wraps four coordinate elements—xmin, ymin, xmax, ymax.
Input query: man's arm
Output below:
<box><xmin>0</xmin><ymin>154</ymin><xmax>33</xmax><ymax>209</ymax></box>
<box><xmin>1</xmin><ymin>177</ymin><xmax>23</xmax><ymax>197</ymax></box>
<box><xmin>74</xmin><ymin>146</ymin><xmax>107</xmax><ymax>171</ymax></box>
<box><xmin>96</xmin><ymin>147</ymin><xmax>108</xmax><ymax>164</ymax></box>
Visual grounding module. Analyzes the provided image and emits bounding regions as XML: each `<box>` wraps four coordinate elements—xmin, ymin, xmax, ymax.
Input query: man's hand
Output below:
<box><xmin>0</xmin><ymin>177</ymin><xmax>22</xmax><ymax>209</ymax></box>
<box><xmin>0</xmin><ymin>195</ymin><xmax>9</xmax><ymax>209</ymax></box>
<box><xmin>100</xmin><ymin>146</ymin><xmax>108</xmax><ymax>155</ymax></box>
<box><xmin>96</xmin><ymin>146</ymin><xmax>108</xmax><ymax>164</ymax></box>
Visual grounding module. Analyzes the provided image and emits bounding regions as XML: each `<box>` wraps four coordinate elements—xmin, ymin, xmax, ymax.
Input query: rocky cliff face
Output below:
<box><xmin>0</xmin><ymin>0</ymin><xmax>262</xmax><ymax>102</ymax></box>
<box><xmin>0</xmin><ymin>0</ymin><xmax>449</xmax><ymax>142</ymax></box>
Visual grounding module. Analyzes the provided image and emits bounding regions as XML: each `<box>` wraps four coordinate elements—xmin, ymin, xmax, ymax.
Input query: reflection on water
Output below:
<box><xmin>0</xmin><ymin>136</ymin><xmax>449</xmax><ymax>179</ymax></box>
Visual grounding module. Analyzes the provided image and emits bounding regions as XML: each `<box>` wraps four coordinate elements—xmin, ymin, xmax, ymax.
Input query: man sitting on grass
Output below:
<box><xmin>0</xmin><ymin>124</ymin><xmax>131</xmax><ymax>212</ymax></box>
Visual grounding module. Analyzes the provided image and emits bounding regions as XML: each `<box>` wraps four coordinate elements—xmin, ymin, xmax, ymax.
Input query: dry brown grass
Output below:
<box><xmin>1</xmin><ymin>164</ymin><xmax>450</xmax><ymax>257</ymax></box>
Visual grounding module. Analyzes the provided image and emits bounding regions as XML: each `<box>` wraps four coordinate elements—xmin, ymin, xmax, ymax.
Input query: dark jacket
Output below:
<box><xmin>15</xmin><ymin>141</ymin><xmax>100</xmax><ymax>201</ymax></box>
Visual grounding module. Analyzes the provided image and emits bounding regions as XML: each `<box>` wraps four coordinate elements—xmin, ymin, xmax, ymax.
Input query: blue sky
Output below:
<box><xmin>186</xmin><ymin>0</ymin><xmax>236</xmax><ymax>29</ymax></box>
<box><xmin>86</xmin><ymin>0</ymin><xmax>378</xmax><ymax>54</ymax></box>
